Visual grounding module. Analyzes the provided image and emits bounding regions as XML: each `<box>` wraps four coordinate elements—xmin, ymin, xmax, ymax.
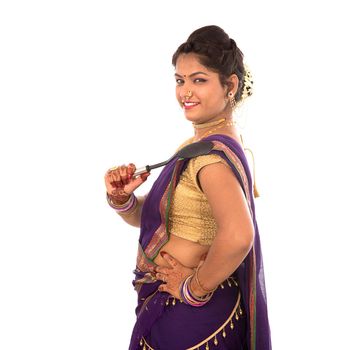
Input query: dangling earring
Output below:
<box><xmin>228</xmin><ymin>92</ymin><xmax>236</xmax><ymax>109</ymax></box>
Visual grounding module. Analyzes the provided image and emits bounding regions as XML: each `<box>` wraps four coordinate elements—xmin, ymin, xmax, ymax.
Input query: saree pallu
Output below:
<box><xmin>129</xmin><ymin>135</ymin><xmax>272</xmax><ymax>350</ymax></box>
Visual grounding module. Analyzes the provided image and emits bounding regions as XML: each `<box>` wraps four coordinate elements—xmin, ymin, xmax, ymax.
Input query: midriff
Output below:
<box><xmin>153</xmin><ymin>234</ymin><xmax>209</xmax><ymax>269</ymax></box>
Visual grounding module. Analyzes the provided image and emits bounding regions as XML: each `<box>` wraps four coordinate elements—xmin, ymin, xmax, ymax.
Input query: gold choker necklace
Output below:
<box><xmin>195</xmin><ymin>120</ymin><xmax>236</xmax><ymax>141</ymax></box>
<box><xmin>193</xmin><ymin>118</ymin><xmax>226</xmax><ymax>129</ymax></box>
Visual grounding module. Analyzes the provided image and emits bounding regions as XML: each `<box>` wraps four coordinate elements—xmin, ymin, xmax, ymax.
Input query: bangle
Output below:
<box><xmin>194</xmin><ymin>264</ymin><xmax>217</xmax><ymax>294</ymax></box>
<box><xmin>180</xmin><ymin>274</ymin><xmax>214</xmax><ymax>307</ymax></box>
<box><xmin>106</xmin><ymin>192</ymin><xmax>138</xmax><ymax>214</ymax></box>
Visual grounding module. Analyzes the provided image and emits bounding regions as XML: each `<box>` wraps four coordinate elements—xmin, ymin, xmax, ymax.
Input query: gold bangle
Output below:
<box><xmin>194</xmin><ymin>264</ymin><xmax>217</xmax><ymax>294</ymax></box>
<box><xmin>188</xmin><ymin>275</ymin><xmax>214</xmax><ymax>301</ymax></box>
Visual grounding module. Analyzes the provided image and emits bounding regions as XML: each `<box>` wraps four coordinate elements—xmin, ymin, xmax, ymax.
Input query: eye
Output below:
<box><xmin>194</xmin><ymin>78</ymin><xmax>207</xmax><ymax>83</ymax></box>
<box><xmin>176</xmin><ymin>79</ymin><xmax>184</xmax><ymax>85</ymax></box>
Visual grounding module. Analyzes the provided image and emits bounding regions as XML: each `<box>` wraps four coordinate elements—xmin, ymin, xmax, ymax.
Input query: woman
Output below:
<box><xmin>104</xmin><ymin>25</ymin><xmax>271</xmax><ymax>350</ymax></box>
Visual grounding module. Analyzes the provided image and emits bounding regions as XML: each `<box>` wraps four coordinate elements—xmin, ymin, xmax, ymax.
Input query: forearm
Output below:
<box><xmin>191</xmin><ymin>230</ymin><xmax>253</xmax><ymax>294</ymax></box>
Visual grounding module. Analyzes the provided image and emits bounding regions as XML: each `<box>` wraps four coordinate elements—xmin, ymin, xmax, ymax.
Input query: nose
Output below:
<box><xmin>179</xmin><ymin>88</ymin><xmax>193</xmax><ymax>101</ymax></box>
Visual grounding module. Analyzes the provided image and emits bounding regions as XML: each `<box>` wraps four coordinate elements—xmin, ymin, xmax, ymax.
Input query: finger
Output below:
<box><xmin>158</xmin><ymin>283</ymin><xmax>169</xmax><ymax>293</ymax></box>
<box><xmin>119</xmin><ymin>165</ymin><xmax>128</xmax><ymax>184</ymax></box>
<box><xmin>124</xmin><ymin>174</ymin><xmax>149</xmax><ymax>193</ymax></box>
<box><xmin>110</xmin><ymin>169</ymin><xmax>122</xmax><ymax>187</ymax></box>
<box><xmin>155</xmin><ymin>266</ymin><xmax>171</xmax><ymax>274</ymax></box>
<box><xmin>156</xmin><ymin>273</ymin><xmax>167</xmax><ymax>282</ymax></box>
<box><xmin>161</xmin><ymin>253</ymin><xmax>178</xmax><ymax>267</ymax></box>
<box><xmin>106</xmin><ymin>173</ymin><xmax>119</xmax><ymax>191</ymax></box>
<box><xmin>127</xmin><ymin>163</ymin><xmax>136</xmax><ymax>179</ymax></box>
<box><xmin>140</xmin><ymin>172</ymin><xmax>151</xmax><ymax>182</ymax></box>
<box><xmin>105</xmin><ymin>173</ymin><xmax>115</xmax><ymax>192</ymax></box>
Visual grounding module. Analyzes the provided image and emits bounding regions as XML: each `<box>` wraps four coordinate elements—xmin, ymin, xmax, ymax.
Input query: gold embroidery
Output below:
<box><xmin>141</xmin><ymin>337</ymin><xmax>154</xmax><ymax>350</ymax></box>
<box><xmin>139</xmin><ymin>290</ymin><xmax>158</xmax><ymax>316</ymax></box>
<box><xmin>169</xmin><ymin>154</ymin><xmax>229</xmax><ymax>246</ymax></box>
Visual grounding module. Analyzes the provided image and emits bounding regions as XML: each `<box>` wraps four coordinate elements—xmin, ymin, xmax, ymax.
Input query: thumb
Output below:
<box><xmin>140</xmin><ymin>172</ymin><xmax>151</xmax><ymax>182</ymax></box>
<box><xmin>124</xmin><ymin>172</ymin><xmax>150</xmax><ymax>193</ymax></box>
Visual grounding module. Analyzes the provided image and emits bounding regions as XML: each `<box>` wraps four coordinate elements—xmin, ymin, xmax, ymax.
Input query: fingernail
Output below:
<box><xmin>160</xmin><ymin>251</ymin><xmax>167</xmax><ymax>258</ymax></box>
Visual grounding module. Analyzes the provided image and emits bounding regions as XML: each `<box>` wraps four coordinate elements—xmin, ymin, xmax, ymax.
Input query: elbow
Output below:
<box><xmin>241</xmin><ymin>228</ymin><xmax>254</xmax><ymax>253</ymax></box>
<box><xmin>218</xmin><ymin>226</ymin><xmax>255</xmax><ymax>256</ymax></box>
<box><xmin>233</xmin><ymin>229</ymin><xmax>254</xmax><ymax>255</ymax></box>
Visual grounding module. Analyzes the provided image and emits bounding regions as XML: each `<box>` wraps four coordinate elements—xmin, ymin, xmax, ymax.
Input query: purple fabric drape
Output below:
<box><xmin>128</xmin><ymin>134</ymin><xmax>271</xmax><ymax>350</ymax></box>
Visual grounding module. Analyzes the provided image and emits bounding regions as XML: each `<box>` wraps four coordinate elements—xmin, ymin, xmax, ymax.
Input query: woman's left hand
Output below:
<box><xmin>155</xmin><ymin>252</ymin><xmax>195</xmax><ymax>299</ymax></box>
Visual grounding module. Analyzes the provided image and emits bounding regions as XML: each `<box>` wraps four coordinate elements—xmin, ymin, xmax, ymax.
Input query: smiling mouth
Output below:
<box><xmin>182</xmin><ymin>101</ymin><xmax>200</xmax><ymax>109</ymax></box>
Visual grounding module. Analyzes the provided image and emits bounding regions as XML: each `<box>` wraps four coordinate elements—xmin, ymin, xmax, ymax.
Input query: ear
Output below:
<box><xmin>227</xmin><ymin>74</ymin><xmax>239</xmax><ymax>97</ymax></box>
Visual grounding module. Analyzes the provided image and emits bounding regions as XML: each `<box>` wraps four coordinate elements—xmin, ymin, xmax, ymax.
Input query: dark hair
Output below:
<box><xmin>172</xmin><ymin>25</ymin><xmax>245</xmax><ymax>102</ymax></box>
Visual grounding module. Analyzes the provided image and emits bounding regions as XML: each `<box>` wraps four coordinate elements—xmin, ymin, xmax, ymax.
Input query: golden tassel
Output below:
<box><xmin>240</xmin><ymin>135</ymin><xmax>260</xmax><ymax>198</ymax></box>
<box><xmin>214</xmin><ymin>335</ymin><xmax>218</xmax><ymax>346</ymax></box>
<box><xmin>230</xmin><ymin>319</ymin><xmax>234</xmax><ymax>330</ymax></box>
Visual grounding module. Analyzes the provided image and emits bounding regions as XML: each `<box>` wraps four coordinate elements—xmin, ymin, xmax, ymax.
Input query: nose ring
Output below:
<box><xmin>184</xmin><ymin>90</ymin><xmax>193</xmax><ymax>99</ymax></box>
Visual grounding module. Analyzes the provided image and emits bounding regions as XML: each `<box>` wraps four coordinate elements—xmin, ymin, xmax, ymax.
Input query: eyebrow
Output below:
<box><xmin>174</xmin><ymin>71</ymin><xmax>209</xmax><ymax>78</ymax></box>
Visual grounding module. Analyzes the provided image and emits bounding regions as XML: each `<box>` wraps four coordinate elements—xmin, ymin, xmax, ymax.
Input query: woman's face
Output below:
<box><xmin>175</xmin><ymin>53</ymin><xmax>231</xmax><ymax>124</ymax></box>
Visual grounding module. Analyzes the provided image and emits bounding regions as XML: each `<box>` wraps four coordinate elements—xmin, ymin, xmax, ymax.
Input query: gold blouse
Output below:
<box><xmin>168</xmin><ymin>145</ymin><xmax>229</xmax><ymax>246</ymax></box>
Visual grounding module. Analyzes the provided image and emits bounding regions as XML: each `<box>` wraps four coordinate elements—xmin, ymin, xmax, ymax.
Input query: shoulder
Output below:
<box><xmin>191</xmin><ymin>153</ymin><xmax>229</xmax><ymax>173</ymax></box>
<box><xmin>188</xmin><ymin>153</ymin><xmax>230</xmax><ymax>191</ymax></box>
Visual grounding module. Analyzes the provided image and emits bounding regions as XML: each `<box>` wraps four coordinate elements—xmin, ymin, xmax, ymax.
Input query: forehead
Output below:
<box><xmin>175</xmin><ymin>53</ymin><xmax>210</xmax><ymax>75</ymax></box>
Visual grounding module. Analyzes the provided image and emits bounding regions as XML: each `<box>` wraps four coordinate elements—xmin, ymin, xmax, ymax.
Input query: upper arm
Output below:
<box><xmin>198</xmin><ymin>161</ymin><xmax>254</xmax><ymax>246</ymax></box>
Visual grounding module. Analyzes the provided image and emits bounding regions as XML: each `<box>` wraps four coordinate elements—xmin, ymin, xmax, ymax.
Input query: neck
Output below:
<box><xmin>193</xmin><ymin>116</ymin><xmax>235</xmax><ymax>141</ymax></box>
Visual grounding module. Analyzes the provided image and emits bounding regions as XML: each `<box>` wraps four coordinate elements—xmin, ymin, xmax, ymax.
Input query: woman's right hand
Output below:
<box><xmin>104</xmin><ymin>163</ymin><xmax>150</xmax><ymax>205</ymax></box>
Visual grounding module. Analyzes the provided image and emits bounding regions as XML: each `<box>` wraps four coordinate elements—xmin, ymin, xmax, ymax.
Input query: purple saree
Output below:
<box><xmin>129</xmin><ymin>134</ymin><xmax>271</xmax><ymax>350</ymax></box>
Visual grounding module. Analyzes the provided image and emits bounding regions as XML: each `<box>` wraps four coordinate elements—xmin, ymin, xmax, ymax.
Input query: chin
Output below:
<box><xmin>183</xmin><ymin>112</ymin><xmax>204</xmax><ymax>124</ymax></box>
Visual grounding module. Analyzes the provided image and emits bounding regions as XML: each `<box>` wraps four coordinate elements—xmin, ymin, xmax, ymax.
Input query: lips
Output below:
<box><xmin>182</xmin><ymin>101</ymin><xmax>200</xmax><ymax>109</ymax></box>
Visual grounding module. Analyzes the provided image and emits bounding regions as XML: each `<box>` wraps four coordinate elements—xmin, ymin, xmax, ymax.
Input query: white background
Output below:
<box><xmin>1</xmin><ymin>1</ymin><xmax>348</xmax><ymax>349</ymax></box>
